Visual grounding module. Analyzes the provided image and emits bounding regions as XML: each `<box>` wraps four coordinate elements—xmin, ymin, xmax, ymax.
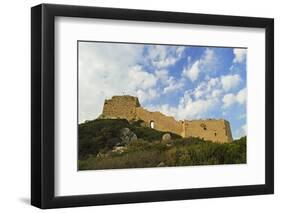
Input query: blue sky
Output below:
<box><xmin>79</xmin><ymin>42</ymin><xmax>247</xmax><ymax>139</ymax></box>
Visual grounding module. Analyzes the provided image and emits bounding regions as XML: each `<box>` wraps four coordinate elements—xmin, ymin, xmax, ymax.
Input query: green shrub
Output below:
<box><xmin>78</xmin><ymin>118</ymin><xmax>246</xmax><ymax>170</ymax></box>
<box><xmin>79</xmin><ymin>118</ymin><xmax>181</xmax><ymax>159</ymax></box>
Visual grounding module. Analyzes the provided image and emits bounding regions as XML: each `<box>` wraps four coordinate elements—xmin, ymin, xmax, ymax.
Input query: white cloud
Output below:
<box><xmin>212</xmin><ymin>89</ymin><xmax>223</xmax><ymax>98</ymax></box>
<box><xmin>236</xmin><ymin>88</ymin><xmax>247</xmax><ymax>104</ymax></box>
<box><xmin>233</xmin><ymin>48</ymin><xmax>247</xmax><ymax>64</ymax></box>
<box><xmin>144</xmin><ymin>46</ymin><xmax>187</xmax><ymax>94</ymax></box>
<box><xmin>177</xmin><ymin>91</ymin><xmax>219</xmax><ymax>119</ymax></box>
<box><xmin>208</xmin><ymin>77</ymin><xmax>220</xmax><ymax>87</ymax></box>
<box><xmin>147</xmin><ymin>104</ymin><xmax>178</xmax><ymax>118</ymax></box>
<box><xmin>79</xmin><ymin>42</ymin><xmax>163</xmax><ymax>122</ymax></box>
<box><xmin>200</xmin><ymin>48</ymin><xmax>215</xmax><ymax>67</ymax></box>
<box><xmin>152</xmin><ymin>74</ymin><xmax>245</xmax><ymax>120</ymax></box>
<box><xmin>221</xmin><ymin>74</ymin><xmax>241</xmax><ymax>91</ymax></box>
<box><xmin>148</xmin><ymin>99</ymin><xmax>218</xmax><ymax>121</ymax></box>
<box><xmin>175</xmin><ymin>74</ymin><xmax>243</xmax><ymax>118</ymax></box>
<box><xmin>182</xmin><ymin>60</ymin><xmax>200</xmax><ymax>82</ymax></box>
<box><xmin>189</xmin><ymin>76</ymin><xmax>221</xmax><ymax>100</ymax></box>
<box><xmin>79</xmin><ymin>43</ymin><xmax>190</xmax><ymax>122</ymax></box>
<box><xmin>155</xmin><ymin>69</ymin><xmax>169</xmax><ymax>82</ymax></box>
<box><xmin>128</xmin><ymin>65</ymin><xmax>157</xmax><ymax>90</ymax></box>
<box><xmin>163</xmin><ymin>77</ymin><xmax>184</xmax><ymax>94</ymax></box>
<box><xmin>146</xmin><ymin>45</ymin><xmax>185</xmax><ymax>69</ymax></box>
<box><xmin>136</xmin><ymin>88</ymin><xmax>159</xmax><ymax>102</ymax></box>
<box><xmin>155</xmin><ymin>69</ymin><xmax>184</xmax><ymax>94</ymax></box>
<box><xmin>182</xmin><ymin>48</ymin><xmax>217</xmax><ymax>82</ymax></box>
<box><xmin>176</xmin><ymin>46</ymin><xmax>186</xmax><ymax>55</ymax></box>
<box><xmin>79</xmin><ymin>42</ymin><xmax>246</xmax><ymax>128</ymax></box>
<box><xmin>174</xmin><ymin>78</ymin><xmax>223</xmax><ymax>119</ymax></box>
<box><xmin>194</xmin><ymin>88</ymin><xmax>204</xmax><ymax>99</ymax></box>
<box><xmin>127</xmin><ymin>65</ymin><xmax>160</xmax><ymax>102</ymax></box>
<box><xmin>222</xmin><ymin>93</ymin><xmax>237</xmax><ymax>108</ymax></box>
<box><xmin>223</xmin><ymin>87</ymin><xmax>247</xmax><ymax>108</ymax></box>
<box><xmin>150</xmin><ymin>80</ymin><xmax>220</xmax><ymax>120</ymax></box>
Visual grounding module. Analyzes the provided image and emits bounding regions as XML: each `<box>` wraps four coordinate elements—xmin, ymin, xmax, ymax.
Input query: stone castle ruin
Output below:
<box><xmin>101</xmin><ymin>95</ymin><xmax>233</xmax><ymax>143</ymax></box>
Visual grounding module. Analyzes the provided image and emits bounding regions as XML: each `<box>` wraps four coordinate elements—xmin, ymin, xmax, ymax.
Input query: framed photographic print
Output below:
<box><xmin>31</xmin><ymin>3</ymin><xmax>274</xmax><ymax>209</ymax></box>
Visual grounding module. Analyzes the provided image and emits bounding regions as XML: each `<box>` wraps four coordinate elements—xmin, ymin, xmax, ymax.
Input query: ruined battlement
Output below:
<box><xmin>101</xmin><ymin>95</ymin><xmax>233</xmax><ymax>143</ymax></box>
<box><xmin>182</xmin><ymin>119</ymin><xmax>233</xmax><ymax>143</ymax></box>
<box><xmin>102</xmin><ymin>95</ymin><xmax>140</xmax><ymax>120</ymax></box>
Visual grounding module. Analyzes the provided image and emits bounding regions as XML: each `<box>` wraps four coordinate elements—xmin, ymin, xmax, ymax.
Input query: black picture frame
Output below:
<box><xmin>31</xmin><ymin>3</ymin><xmax>274</xmax><ymax>209</ymax></box>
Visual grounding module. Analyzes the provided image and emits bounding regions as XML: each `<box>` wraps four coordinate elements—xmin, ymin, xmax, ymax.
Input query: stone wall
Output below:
<box><xmin>102</xmin><ymin>95</ymin><xmax>140</xmax><ymax>120</ymax></box>
<box><xmin>135</xmin><ymin>107</ymin><xmax>182</xmax><ymax>135</ymax></box>
<box><xmin>182</xmin><ymin>119</ymin><xmax>233</xmax><ymax>143</ymax></box>
<box><xmin>101</xmin><ymin>95</ymin><xmax>233</xmax><ymax>143</ymax></box>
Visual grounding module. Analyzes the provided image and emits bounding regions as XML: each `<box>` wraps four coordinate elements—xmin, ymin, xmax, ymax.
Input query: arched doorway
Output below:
<box><xmin>150</xmin><ymin>120</ymin><xmax>155</xmax><ymax>129</ymax></box>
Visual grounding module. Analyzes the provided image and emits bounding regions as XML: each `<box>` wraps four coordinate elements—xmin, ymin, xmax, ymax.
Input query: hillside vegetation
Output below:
<box><xmin>79</xmin><ymin>119</ymin><xmax>246</xmax><ymax>170</ymax></box>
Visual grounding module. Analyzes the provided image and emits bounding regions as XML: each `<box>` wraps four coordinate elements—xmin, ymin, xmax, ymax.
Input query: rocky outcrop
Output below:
<box><xmin>119</xmin><ymin>128</ymin><xmax>138</xmax><ymax>144</ymax></box>
<box><xmin>162</xmin><ymin>133</ymin><xmax>171</xmax><ymax>142</ymax></box>
<box><xmin>157</xmin><ymin>162</ymin><xmax>166</xmax><ymax>167</ymax></box>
